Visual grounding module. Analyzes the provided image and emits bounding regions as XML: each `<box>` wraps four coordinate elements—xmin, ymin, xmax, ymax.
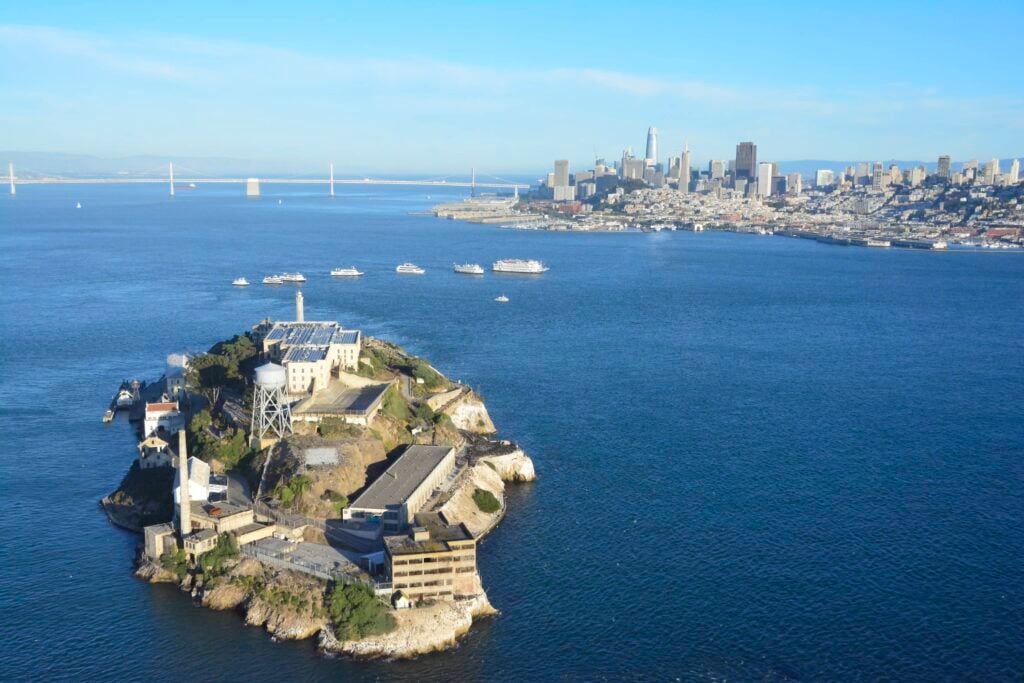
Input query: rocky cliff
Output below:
<box><xmin>444</xmin><ymin>393</ymin><xmax>497</xmax><ymax>434</ymax></box>
<box><xmin>320</xmin><ymin>592</ymin><xmax>497</xmax><ymax>659</ymax></box>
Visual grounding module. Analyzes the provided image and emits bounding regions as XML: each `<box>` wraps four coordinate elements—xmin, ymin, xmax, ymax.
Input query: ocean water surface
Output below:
<box><xmin>1</xmin><ymin>183</ymin><xmax>1022</xmax><ymax>681</ymax></box>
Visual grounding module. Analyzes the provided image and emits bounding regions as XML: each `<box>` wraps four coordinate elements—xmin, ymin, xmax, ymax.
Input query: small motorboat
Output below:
<box><xmin>494</xmin><ymin>295</ymin><xmax>510</xmax><ymax>303</ymax></box>
<box><xmin>232</xmin><ymin>277</ymin><xmax>250</xmax><ymax>287</ymax></box>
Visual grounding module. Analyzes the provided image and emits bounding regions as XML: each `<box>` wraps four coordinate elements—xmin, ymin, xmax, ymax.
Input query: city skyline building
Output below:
<box><xmin>937</xmin><ymin>155</ymin><xmax>951</xmax><ymax>179</ymax></box>
<box><xmin>678</xmin><ymin>143</ymin><xmax>691</xmax><ymax>194</ymax></box>
<box><xmin>645</xmin><ymin>127</ymin><xmax>658</xmax><ymax>166</ymax></box>
<box><xmin>757</xmin><ymin>162</ymin><xmax>772</xmax><ymax>197</ymax></box>
<box><xmin>709</xmin><ymin>159</ymin><xmax>725</xmax><ymax>180</ymax></box>
<box><xmin>815</xmin><ymin>169</ymin><xmax>835</xmax><ymax>187</ymax></box>
<box><xmin>735</xmin><ymin>141</ymin><xmax>757</xmax><ymax>180</ymax></box>
<box><xmin>872</xmin><ymin>162</ymin><xmax>884</xmax><ymax>189</ymax></box>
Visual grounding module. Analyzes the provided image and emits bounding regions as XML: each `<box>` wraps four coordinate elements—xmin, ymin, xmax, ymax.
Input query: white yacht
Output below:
<box><xmin>232</xmin><ymin>277</ymin><xmax>250</xmax><ymax>287</ymax></box>
<box><xmin>454</xmin><ymin>263</ymin><xmax>485</xmax><ymax>275</ymax></box>
<box><xmin>75</xmin><ymin>202</ymin><xmax>82</xmax><ymax>209</ymax></box>
<box><xmin>330</xmin><ymin>267</ymin><xmax>364</xmax><ymax>277</ymax></box>
<box><xmin>396</xmin><ymin>263</ymin><xmax>425</xmax><ymax>275</ymax></box>
<box><xmin>492</xmin><ymin>258</ymin><xmax>549</xmax><ymax>274</ymax></box>
<box><xmin>263</xmin><ymin>275</ymin><xmax>284</xmax><ymax>285</ymax></box>
<box><xmin>494</xmin><ymin>294</ymin><xmax>510</xmax><ymax>303</ymax></box>
<box><xmin>280</xmin><ymin>272</ymin><xmax>306</xmax><ymax>282</ymax></box>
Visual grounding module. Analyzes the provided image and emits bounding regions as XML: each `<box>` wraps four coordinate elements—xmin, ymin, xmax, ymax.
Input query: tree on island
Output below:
<box><xmin>327</xmin><ymin>582</ymin><xmax>396</xmax><ymax>640</ymax></box>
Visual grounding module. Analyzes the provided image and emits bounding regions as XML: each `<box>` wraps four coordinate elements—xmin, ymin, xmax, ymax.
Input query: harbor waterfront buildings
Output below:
<box><xmin>439</xmin><ymin>125</ymin><xmax>1022</xmax><ymax>249</ymax></box>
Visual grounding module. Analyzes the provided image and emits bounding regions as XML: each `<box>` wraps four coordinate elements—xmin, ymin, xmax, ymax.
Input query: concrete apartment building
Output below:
<box><xmin>385</xmin><ymin>515</ymin><xmax>478</xmax><ymax>603</ymax></box>
<box><xmin>344</xmin><ymin>445</ymin><xmax>456</xmax><ymax>533</ymax></box>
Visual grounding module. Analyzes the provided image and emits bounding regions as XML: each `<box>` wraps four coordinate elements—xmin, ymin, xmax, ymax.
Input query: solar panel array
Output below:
<box><xmin>283</xmin><ymin>346</ymin><xmax>328</xmax><ymax>363</ymax></box>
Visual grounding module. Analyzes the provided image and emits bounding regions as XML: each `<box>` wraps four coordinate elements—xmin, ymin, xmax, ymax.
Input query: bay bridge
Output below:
<box><xmin>5</xmin><ymin>161</ymin><xmax>529</xmax><ymax>195</ymax></box>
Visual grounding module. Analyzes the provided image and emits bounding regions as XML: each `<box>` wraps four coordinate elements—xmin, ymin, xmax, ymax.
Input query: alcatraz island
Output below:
<box><xmin>101</xmin><ymin>291</ymin><xmax>535</xmax><ymax>658</ymax></box>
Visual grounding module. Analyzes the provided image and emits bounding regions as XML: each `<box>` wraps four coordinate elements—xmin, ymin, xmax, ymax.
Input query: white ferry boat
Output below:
<box><xmin>453</xmin><ymin>263</ymin><xmax>485</xmax><ymax>275</ymax></box>
<box><xmin>262</xmin><ymin>275</ymin><xmax>284</xmax><ymax>285</ymax></box>
<box><xmin>330</xmin><ymin>267</ymin><xmax>364</xmax><ymax>277</ymax></box>
<box><xmin>492</xmin><ymin>258</ymin><xmax>549</xmax><ymax>274</ymax></box>
<box><xmin>396</xmin><ymin>263</ymin><xmax>425</xmax><ymax>275</ymax></box>
<box><xmin>279</xmin><ymin>272</ymin><xmax>306</xmax><ymax>282</ymax></box>
<box><xmin>232</xmin><ymin>277</ymin><xmax>250</xmax><ymax>286</ymax></box>
<box><xmin>494</xmin><ymin>295</ymin><xmax>509</xmax><ymax>303</ymax></box>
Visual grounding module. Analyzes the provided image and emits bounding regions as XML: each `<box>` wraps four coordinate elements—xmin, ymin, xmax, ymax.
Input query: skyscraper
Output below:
<box><xmin>735</xmin><ymin>142</ymin><xmax>757</xmax><ymax>180</ymax></box>
<box><xmin>815</xmin><ymin>169</ymin><xmax>834</xmax><ymax>187</ymax></box>
<box><xmin>678</xmin><ymin>143</ymin><xmax>691</xmax><ymax>194</ymax></box>
<box><xmin>709</xmin><ymin>160</ymin><xmax>725</xmax><ymax>180</ymax></box>
<box><xmin>871</xmin><ymin>162</ymin><xmax>884</xmax><ymax>189</ymax></box>
<box><xmin>553</xmin><ymin>160</ymin><xmax>574</xmax><ymax>201</ymax></box>
<box><xmin>937</xmin><ymin>155</ymin><xmax>951</xmax><ymax>179</ymax></box>
<box><xmin>645</xmin><ymin>127</ymin><xmax>658</xmax><ymax>165</ymax></box>
<box><xmin>787</xmin><ymin>172</ymin><xmax>802</xmax><ymax>196</ymax></box>
<box><xmin>553</xmin><ymin>160</ymin><xmax>570</xmax><ymax>187</ymax></box>
<box><xmin>756</xmin><ymin>162</ymin><xmax>773</xmax><ymax>197</ymax></box>
<box><xmin>1009</xmin><ymin>159</ymin><xmax>1020</xmax><ymax>184</ymax></box>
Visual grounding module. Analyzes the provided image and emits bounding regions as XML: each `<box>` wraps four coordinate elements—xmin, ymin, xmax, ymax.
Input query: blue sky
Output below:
<box><xmin>1</xmin><ymin>1</ymin><xmax>1021</xmax><ymax>174</ymax></box>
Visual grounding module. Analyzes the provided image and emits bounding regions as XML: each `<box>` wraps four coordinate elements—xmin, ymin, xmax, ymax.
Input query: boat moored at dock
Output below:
<box><xmin>263</xmin><ymin>275</ymin><xmax>284</xmax><ymax>285</ymax></box>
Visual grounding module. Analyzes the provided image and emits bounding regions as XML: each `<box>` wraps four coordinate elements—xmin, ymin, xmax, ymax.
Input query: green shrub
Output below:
<box><xmin>199</xmin><ymin>533</ymin><xmax>238</xmax><ymax>576</ymax></box>
<box><xmin>472</xmin><ymin>488</ymin><xmax>501</xmax><ymax>514</ymax></box>
<box><xmin>327</xmin><ymin>582</ymin><xmax>396</xmax><ymax>640</ymax></box>
<box><xmin>318</xmin><ymin>417</ymin><xmax>360</xmax><ymax>438</ymax></box>
<box><xmin>322</xmin><ymin>490</ymin><xmax>350</xmax><ymax>516</ymax></box>
<box><xmin>160</xmin><ymin>549</ymin><xmax>188</xmax><ymax>580</ymax></box>
<box><xmin>381</xmin><ymin>385</ymin><xmax>411</xmax><ymax>422</ymax></box>
<box><xmin>410</xmin><ymin>359</ymin><xmax>445</xmax><ymax>390</ymax></box>
<box><xmin>414</xmin><ymin>403</ymin><xmax>435</xmax><ymax>422</ymax></box>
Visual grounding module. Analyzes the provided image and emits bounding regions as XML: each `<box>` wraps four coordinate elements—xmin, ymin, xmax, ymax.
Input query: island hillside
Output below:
<box><xmin>103</xmin><ymin>302</ymin><xmax>534</xmax><ymax>659</ymax></box>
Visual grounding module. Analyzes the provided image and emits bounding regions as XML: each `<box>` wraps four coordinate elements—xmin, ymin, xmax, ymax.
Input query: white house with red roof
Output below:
<box><xmin>143</xmin><ymin>401</ymin><xmax>184</xmax><ymax>437</ymax></box>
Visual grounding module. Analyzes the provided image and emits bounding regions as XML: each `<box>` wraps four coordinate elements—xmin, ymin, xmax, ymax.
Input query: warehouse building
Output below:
<box><xmin>344</xmin><ymin>445</ymin><xmax>456</xmax><ymax>532</ymax></box>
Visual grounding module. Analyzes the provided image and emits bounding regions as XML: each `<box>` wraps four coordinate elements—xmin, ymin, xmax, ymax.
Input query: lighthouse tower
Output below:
<box><xmin>295</xmin><ymin>290</ymin><xmax>304</xmax><ymax>322</ymax></box>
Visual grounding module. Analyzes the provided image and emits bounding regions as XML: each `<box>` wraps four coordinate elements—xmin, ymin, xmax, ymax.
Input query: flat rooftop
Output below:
<box><xmin>190</xmin><ymin>500</ymin><xmax>250</xmax><ymax>519</ymax></box>
<box><xmin>283</xmin><ymin>345</ymin><xmax>329</xmax><ymax>363</ymax></box>
<box><xmin>293</xmin><ymin>379</ymin><xmax>391</xmax><ymax>416</ymax></box>
<box><xmin>385</xmin><ymin>522</ymin><xmax>473</xmax><ymax>556</ymax></box>
<box><xmin>265</xmin><ymin>321</ymin><xmax>357</xmax><ymax>347</ymax></box>
<box><xmin>350</xmin><ymin>445</ymin><xmax>454</xmax><ymax>512</ymax></box>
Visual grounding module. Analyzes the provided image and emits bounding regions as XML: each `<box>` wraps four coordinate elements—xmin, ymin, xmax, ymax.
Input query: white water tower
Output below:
<box><xmin>251</xmin><ymin>362</ymin><xmax>292</xmax><ymax>447</ymax></box>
